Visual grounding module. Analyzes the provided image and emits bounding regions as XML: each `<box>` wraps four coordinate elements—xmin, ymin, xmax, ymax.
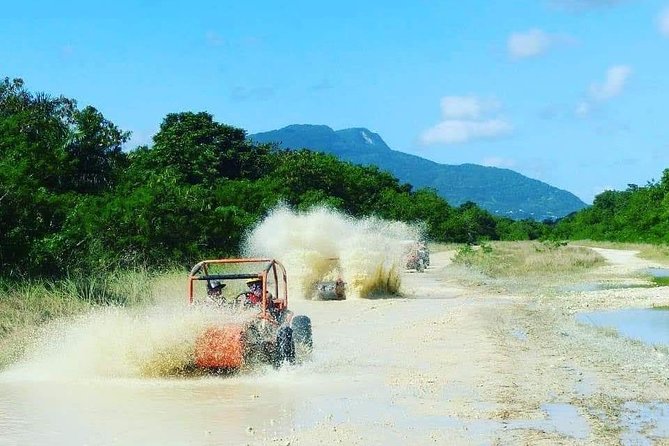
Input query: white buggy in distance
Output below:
<box><xmin>314</xmin><ymin>258</ymin><xmax>346</xmax><ymax>300</ymax></box>
<box><xmin>402</xmin><ymin>240</ymin><xmax>430</xmax><ymax>273</ymax></box>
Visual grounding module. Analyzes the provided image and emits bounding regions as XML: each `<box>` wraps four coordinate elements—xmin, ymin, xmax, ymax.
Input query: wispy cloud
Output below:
<box><xmin>589</xmin><ymin>65</ymin><xmax>631</xmax><ymax>100</ymax></box>
<box><xmin>421</xmin><ymin>120</ymin><xmax>512</xmax><ymax>145</ymax></box>
<box><xmin>659</xmin><ymin>7</ymin><xmax>669</xmax><ymax>37</ymax></box>
<box><xmin>508</xmin><ymin>29</ymin><xmax>552</xmax><ymax>59</ymax></box>
<box><xmin>230</xmin><ymin>86</ymin><xmax>275</xmax><ymax>102</ymax></box>
<box><xmin>507</xmin><ymin>29</ymin><xmax>575</xmax><ymax>60</ymax></box>
<box><xmin>438</xmin><ymin>96</ymin><xmax>501</xmax><ymax>119</ymax></box>
<box><xmin>576</xmin><ymin>65</ymin><xmax>632</xmax><ymax>116</ymax></box>
<box><xmin>420</xmin><ymin>96</ymin><xmax>512</xmax><ymax>145</ymax></box>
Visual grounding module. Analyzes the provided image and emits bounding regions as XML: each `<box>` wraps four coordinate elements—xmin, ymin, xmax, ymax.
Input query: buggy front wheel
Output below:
<box><xmin>274</xmin><ymin>326</ymin><xmax>295</xmax><ymax>367</ymax></box>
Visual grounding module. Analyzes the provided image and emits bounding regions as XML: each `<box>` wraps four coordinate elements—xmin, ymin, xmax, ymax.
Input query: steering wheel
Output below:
<box><xmin>232</xmin><ymin>291</ymin><xmax>251</xmax><ymax>308</ymax></box>
<box><xmin>206</xmin><ymin>292</ymin><xmax>226</xmax><ymax>306</ymax></box>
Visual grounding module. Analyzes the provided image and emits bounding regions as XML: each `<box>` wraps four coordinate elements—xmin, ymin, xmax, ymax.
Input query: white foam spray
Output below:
<box><xmin>0</xmin><ymin>304</ymin><xmax>255</xmax><ymax>381</ymax></box>
<box><xmin>243</xmin><ymin>205</ymin><xmax>423</xmax><ymax>299</ymax></box>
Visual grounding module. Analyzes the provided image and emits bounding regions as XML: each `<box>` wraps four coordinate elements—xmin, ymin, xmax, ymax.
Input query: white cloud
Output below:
<box><xmin>481</xmin><ymin>156</ymin><xmax>517</xmax><ymax>168</ymax></box>
<box><xmin>420</xmin><ymin>96</ymin><xmax>512</xmax><ymax>145</ymax></box>
<box><xmin>439</xmin><ymin>96</ymin><xmax>500</xmax><ymax>119</ymax></box>
<box><xmin>589</xmin><ymin>65</ymin><xmax>632</xmax><ymax>100</ymax></box>
<box><xmin>659</xmin><ymin>7</ymin><xmax>669</xmax><ymax>37</ymax></box>
<box><xmin>508</xmin><ymin>29</ymin><xmax>552</xmax><ymax>59</ymax></box>
<box><xmin>575</xmin><ymin>65</ymin><xmax>631</xmax><ymax>117</ymax></box>
<box><xmin>507</xmin><ymin>29</ymin><xmax>577</xmax><ymax>60</ymax></box>
<box><xmin>421</xmin><ymin>120</ymin><xmax>512</xmax><ymax>145</ymax></box>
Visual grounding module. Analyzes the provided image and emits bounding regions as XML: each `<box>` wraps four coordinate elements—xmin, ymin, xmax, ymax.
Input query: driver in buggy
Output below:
<box><xmin>244</xmin><ymin>277</ymin><xmax>286</xmax><ymax>322</ymax></box>
<box><xmin>207</xmin><ymin>280</ymin><xmax>226</xmax><ymax>298</ymax></box>
<box><xmin>244</xmin><ymin>278</ymin><xmax>264</xmax><ymax>306</ymax></box>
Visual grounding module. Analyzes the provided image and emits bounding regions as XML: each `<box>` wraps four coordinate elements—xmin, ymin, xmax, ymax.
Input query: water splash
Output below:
<box><xmin>0</xmin><ymin>304</ymin><xmax>255</xmax><ymax>381</ymax></box>
<box><xmin>243</xmin><ymin>205</ymin><xmax>422</xmax><ymax>298</ymax></box>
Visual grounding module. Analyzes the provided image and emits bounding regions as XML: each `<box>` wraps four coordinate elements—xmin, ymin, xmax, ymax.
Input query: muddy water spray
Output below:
<box><xmin>1</xmin><ymin>305</ymin><xmax>255</xmax><ymax>380</ymax></box>
<box><xmin>243</xmin><ymin>206</ymin><xmax>422</xmax><ymax>298</ymax></box>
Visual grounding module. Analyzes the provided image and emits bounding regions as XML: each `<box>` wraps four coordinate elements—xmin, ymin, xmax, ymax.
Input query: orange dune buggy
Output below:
<box><xmin>188</xmin><ymin>258</ymin><xmax>312</xmax><ymax>371</ymax></box>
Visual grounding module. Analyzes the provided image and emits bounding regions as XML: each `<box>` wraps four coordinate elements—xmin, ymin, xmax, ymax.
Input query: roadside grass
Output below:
<box><xmin>449</xmin><ymin>241</ymin><xmax>606</xmax><ymax>294</ymax></box>
<box><xmin>150</xmin><ymin>269</ymin><xmax>188</xmax><ymax>304</ymax></box>
<box><xmin>652</xmin><ymin>277</ymin><xmax>669</xmax><ymax>287</ymax></box>
<box><xmin>0</xmin><ymin>268</ymin><xmax>174</xmax><ymax>368</ymax></box>
<box><xmin>571</xmin><ymin>240</ymin><xmax>669</xmax><ymax>265</ymax></box>
<box><xmin>452</xmin><ymin>241</ymin><xmax>605</xmax><ymax>278</ymax></box>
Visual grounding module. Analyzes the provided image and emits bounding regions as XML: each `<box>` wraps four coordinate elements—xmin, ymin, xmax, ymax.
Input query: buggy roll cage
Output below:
<box><xmin>187</xmin><ymin>258</ymin><xmax>288</xmax><ymax>319</ymax></box>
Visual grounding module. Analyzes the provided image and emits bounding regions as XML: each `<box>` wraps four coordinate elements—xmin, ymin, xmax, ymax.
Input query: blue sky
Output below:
<box><xmin>2</xmin><ymin>0</ymin><xmax>669</xmax><ymax>203</ymax></box>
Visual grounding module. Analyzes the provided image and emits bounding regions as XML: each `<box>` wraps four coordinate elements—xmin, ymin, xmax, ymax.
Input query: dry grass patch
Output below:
<box><xmin>0</xmin><ymin>282</ymin><xmax>89</xmax><ymax>337</ymax></box>
<box><xmin>452</xmin><ymin>241</ymin><xmax>605</xmax><ymax>279</ymax></box>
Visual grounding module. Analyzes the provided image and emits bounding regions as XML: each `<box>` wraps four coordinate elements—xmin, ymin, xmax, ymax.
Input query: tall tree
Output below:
<box><xmin>150</xmin><ymin>112</ymin><xmax>270</xmax><ymax>185</ymax></box>
<box><xmin>0</xmin><ymin>78</ymin><xmax>130</xmax><ymax>275</ymax></box>
<box><xmin>63</xmin><ymin>106</ymin><xmax>129</xmax><ymax>193</ymax></box>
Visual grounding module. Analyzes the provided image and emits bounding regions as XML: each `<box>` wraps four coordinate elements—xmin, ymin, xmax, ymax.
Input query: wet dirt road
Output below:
<box><xmin>0</xmin><ymin>252</ymin><xmax>481</xmax><ymax>445</ymax></box>
<box><xmin>3</xmin><ymin>249</ymin><xmax>669</xmax><ymax>445</ymax></box>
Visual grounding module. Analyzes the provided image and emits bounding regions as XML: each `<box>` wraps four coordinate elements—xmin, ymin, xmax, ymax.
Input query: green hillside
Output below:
<box><xmin>252</xmin><ymin>125</ymin><xmax>587</xmax><ymax>220</ymax></box>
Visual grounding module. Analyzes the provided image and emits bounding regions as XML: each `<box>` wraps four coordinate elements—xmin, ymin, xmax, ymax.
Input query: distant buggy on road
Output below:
<box><xmin>403</xmin><ymin>241</ymin><xmax>430</xmax><ymax>273</ymax></box>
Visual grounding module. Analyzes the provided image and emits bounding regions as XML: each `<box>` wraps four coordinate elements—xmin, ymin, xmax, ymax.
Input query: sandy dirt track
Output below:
<box><xmin>272</xmin><ymin>247</ymin><xmax>669</xmax><ymax>445</ymax></box>
<box><xmin>3</xmin><ymin>247</ymin><xmax>669</xmax><ymax>445</ymax></box>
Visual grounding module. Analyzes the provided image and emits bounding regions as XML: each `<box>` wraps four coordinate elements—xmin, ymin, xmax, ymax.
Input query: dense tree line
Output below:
<box><xmin>0</xmin><ymin>78</ymin><xmax>545</xmax><ymax>278</ymax></box>
<box><xmin>553</xmin><ymin>173</ymin><xmax>669</xmax><ymax>243</ymax></box>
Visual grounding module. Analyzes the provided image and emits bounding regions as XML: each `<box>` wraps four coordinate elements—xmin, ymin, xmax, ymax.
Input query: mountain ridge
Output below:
<box><xmin>251</xmin><ymin>124</ymin><xmax>587</xmax><ymax>220</ymax></box>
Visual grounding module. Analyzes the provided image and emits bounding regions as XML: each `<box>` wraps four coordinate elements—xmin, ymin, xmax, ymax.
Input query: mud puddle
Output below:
<box><xmin>621</xmin><ymin>402</ymin><xmax>669</xmax><ymax>445</ymax></box>
<box><xmin>558</xmin><ymin>282</ymin><xmax>652</xmax><ymax>293</ymax></box>
<box><xmin>577</xmin><ymin>308</ymin><xmax>669</xmax><ymax>346</ymax></box>
<box><xmin>645</xmin><ymin>267</ymin><xmax>669</xmax><ymax>278</ymax></box>
<box><xmin>503</xmin><ymin>403</ymin><xmax>590</xmax><ymax>439</ymax></box>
